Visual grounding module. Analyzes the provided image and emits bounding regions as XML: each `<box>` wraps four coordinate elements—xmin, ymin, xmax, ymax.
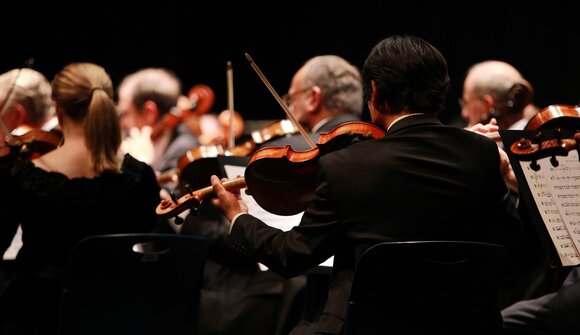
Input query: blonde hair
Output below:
<box><xmin>51</xmin><ymin>62</ymin><xmax>121</xmax><ymax>173</ymax></box>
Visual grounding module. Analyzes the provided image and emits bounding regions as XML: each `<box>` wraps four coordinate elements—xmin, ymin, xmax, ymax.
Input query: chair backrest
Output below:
<box><xmin>342</xmin><ymin>240</ymin><xmax>507</xmax><ymax>335</ymax></box>
<box><xmin>547</xmin><ymin>268</ymin><xmax>580</xmax><ymax>335</ymax></box>
<box><xmin>58</xmin><ymin>233</ymin><xmax>207</xmax><ymax>335</ymax></box>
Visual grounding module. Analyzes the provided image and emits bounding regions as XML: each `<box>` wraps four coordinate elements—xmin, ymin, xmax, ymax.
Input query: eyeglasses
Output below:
<box><xmin>282</xmin><ymin>87</ymin><xmax>312</xmax><ymax>107</ymax></box>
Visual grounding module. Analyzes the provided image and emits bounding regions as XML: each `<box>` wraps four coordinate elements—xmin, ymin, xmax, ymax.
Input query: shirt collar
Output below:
<box><xmin>387</xmin><ymin>113</ymin><xmax>425</xmax><ymax>131</ymax></box>
<box><xmin>312</xmin><ymin>117</ymin><xmax>332</xmax><ymax>133</ymax></box>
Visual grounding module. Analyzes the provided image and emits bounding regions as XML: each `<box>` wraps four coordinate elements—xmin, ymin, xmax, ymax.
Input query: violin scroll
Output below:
<box><xmin>187</xmin><ymin>84</ymin><xmax>215</xmax><ymax>116</ymax></box>
<box><xmin>150</xmin><ymin>84</ymin><xmax>216</xmax><ymax>142</ymax></box>
<box><xmin>509</xmin><ymin>129</ymin><xmax>580</xmax><ymax>171</ymax></box>
<box><xmin>156</xmin><ymin>177</ymin><xmax>246</xmax><ymax>219</ymax></box>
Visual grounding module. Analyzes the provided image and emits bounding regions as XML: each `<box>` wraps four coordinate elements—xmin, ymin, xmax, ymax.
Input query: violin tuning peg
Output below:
<box><xmin>533</xmin><ymin>131</ymin><xmax>543</xmax><ymax>145</ymax></box>
<box><xmin>189</xmin><ymin>206</ymin><xmax>199</xmax><ymax>216</ymax></box>
<box><xmin>185</xmin><ymin>184</ymin><xmax>193</xmax><ymax>195</ymax></box>
<box><xmin>550</xmin><ymin>156</ymin><xmax>559</xmax><ymax>167</ymax></box>
<box><xmin>173</xmin><ymin>216</ymin><xmax>184</xmax><ymax>225</ymax></box>
<box><xmin>170</xmin><ymin>192</ymin><xmax>179</xmax><ymax>204</ymax></box>
<box><xmin>555</xmin><ymin>128</ymin><xmax>562</xmax><ymax>144</ymax></box>
<box><xmin>530</xmin><ymin>160</ymin><xmax>541</xmax><ymax>172</ymax></box>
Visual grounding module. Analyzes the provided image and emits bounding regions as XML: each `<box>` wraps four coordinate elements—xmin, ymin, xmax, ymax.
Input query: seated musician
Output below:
<box><xmin>179</xmin><ymin>54</ymin><xmax>363</xmax><ymax>335</ymax></box>
<box><xmin>460</xmin><ymin>60</ymin><xmax>559</xmax><ymax>310</ymax></box>
<box><xmin>0</xmin><ymin>68</ymin><xmax>57</xmax><ymax>285</ymax></box>
<box><xmin>257</xmin><ymin>55</ymin><xmax>364</xmax><ymax>151</ymax></box>
<box><xmin>117</xmin><ymin>68</ymin><xmax>202</xmax><ymax>179</ymax></box>
<box><xmin>210</xmin><ymin>35</ymin><xmax>520</xmax><ymax>335</ymax></box>
<box><xmin>0</xmin><ymin>62</ymin><xmax>162</xmax><ymax>335</ymax></box>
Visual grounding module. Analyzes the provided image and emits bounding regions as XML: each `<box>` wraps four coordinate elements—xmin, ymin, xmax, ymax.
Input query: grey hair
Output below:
<box><xmin>468</xmin><ymin>61</ymin><xmax>523</xmax><ymax>102</ymax></box>
<box><xmin>301</xmin><ymin>55</ymin><xmax>363</xmax><ymax>116</ymax></box>
<box><xmin>117</xmin><ymin>68</ymin><xmax>181</xmax><ymax>115</ymax></box>
<box><xmin>0</xmin><ymin>68</ymin><xmax>54</xmax><ymax>126</ymax></box>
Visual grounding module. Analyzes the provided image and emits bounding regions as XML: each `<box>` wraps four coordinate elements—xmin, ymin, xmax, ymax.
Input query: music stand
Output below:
<box><xmin>500</xmin><ymin>129</ymin><xmax>580</xmax><ymax>267</ymax></box>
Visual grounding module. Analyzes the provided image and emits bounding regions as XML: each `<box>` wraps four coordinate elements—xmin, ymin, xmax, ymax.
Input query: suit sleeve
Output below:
<box><xmin>229</xmin><ymin>161</ymin><xmax>341</xmax><ymax>278</ymax></box>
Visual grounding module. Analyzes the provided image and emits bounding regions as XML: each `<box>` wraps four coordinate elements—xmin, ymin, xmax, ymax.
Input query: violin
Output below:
<box><xmin>510</xmin><ymin>122</ymin><xmax>580</xmax><ymax>172</ymax></box>
<box><xmin>184</xmin><ymin>62</ymin><xmax>244</xmax><ymax>147</ymax></box>
<box><xmin>184</xmin><ymin>109</ymin><xmax>245</xmax><ymax>147</ymax></box>
<box><xmin>150</xmin><ymin>84</ymin><xmax>215</xmax><ymax>141</ymax></box>
<box><xmin>156</xmin><ymin>121</ymin><xmax>386</xmax><ymax>218</ymax></box>
<box><xmin>244</xmin><ymin>121</ymin><xmax>385</xmax><ymax>215</ymax></box>
<box><xmin>169</xmin><ymin>119</ymin><xmax>299</xmax><ymax>192</ymax></box>
<box><xmin>1</xmin><ymin>128</ymin><xmax>63</xmax><ymax>170</ymax></box>
<box><xmin>0</xmin><ymin>62</ymin><xmax>63</xmax><ymax>169</ymax></box>
<box><xmin>156</xmin><ymin>63</ymin><xmax>250</xmax><ymax>191</ymax></box>
<box><xmin>507</xmin><ymin>104</ymin><xmax>580</xmax><ymax>171</ymax></box>
<box><xmin>524</xmin><ymin>104</ymin><xmax>580</xmax><ymax>131</ymax></box>
<box><xmin>226</xmin><ymin>118</ymin><xmax>299</xmax><ymax>156</ymax></box>
<box><xmin>156</xmin><ymin>55</ymin><xmax>385</xmax><ymax>219</ymax></box>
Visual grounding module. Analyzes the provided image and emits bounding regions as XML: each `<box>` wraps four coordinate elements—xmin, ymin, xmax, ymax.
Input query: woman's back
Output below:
<box><xmin>0</xmin><ymin>154</ymin><xmax>161</xmax><ymax>335</ymax></box>
<box><xmin>0</xmin><ymin>62</ymin><xmax>163</xmax><ymax>335</ymax></box>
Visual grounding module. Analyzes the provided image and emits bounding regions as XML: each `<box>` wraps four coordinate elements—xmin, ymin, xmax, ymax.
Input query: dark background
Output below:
<box><xmin>2</xmin><ymin>1</ymin><xmax>580</xmax><ymax>126</ymax></box>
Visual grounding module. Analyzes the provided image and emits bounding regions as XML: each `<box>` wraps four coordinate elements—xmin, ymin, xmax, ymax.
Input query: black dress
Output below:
<box><xmin>0</xmin><ymin>154</ymin><xmax>161</xmax><ymax>335</ymax></box>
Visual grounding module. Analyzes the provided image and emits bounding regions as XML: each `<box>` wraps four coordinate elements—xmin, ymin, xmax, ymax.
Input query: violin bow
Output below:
<box><xmin>244</xmin><ymin>53</ymin><xmax>316</xmax><ymax>149</ymax></box>
<box><xmin>226</xmin><ymin>61</ymin><xmax>235</xmax><ymax>150</ymax></box>
<box><xmin>0</xmin><ymin>59</ymin><xmax>34</xmax><ymax>139</ymax></box>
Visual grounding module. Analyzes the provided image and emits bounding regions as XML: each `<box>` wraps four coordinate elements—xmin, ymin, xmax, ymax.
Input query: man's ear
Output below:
<box><xmin>142</xmin><ymin>100</ymin><xmax>160</xmax><ymax>126</ymax></box>
<box><xmin>482</xmin><ymin>94</ymin><xmax>498</xmax><ymax>118</ymax></box>
<box><xmin>11</xmin><ymin>104</ymin><xmax>28</xmax><ymax>126</ymax></box>
<box><xmin>305</xmin><ymin>85</ymin><xmax>322</xmax><ymax>114</ymax></box>
<box><xmin>369</xmin><ymin>80</ymin><xmax>386</xmax><ymax>113</ymax></box>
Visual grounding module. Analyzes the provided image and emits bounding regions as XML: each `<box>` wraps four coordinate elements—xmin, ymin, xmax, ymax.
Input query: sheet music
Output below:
<box><xmin>223</xmin><ymin>164</ymin><xmax>333</xmax><ymax>268</ymax></box>
<box><xmin>520</xmin><ymin>151</ymin><xmax>580</xmax><ymax>266</ymax></box>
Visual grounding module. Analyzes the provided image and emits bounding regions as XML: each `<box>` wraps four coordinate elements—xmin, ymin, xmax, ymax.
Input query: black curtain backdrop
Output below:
<box><xmin>2</xmin><ymin>1</ymin><xmax>580</xmax><ymax>126</ymax></box>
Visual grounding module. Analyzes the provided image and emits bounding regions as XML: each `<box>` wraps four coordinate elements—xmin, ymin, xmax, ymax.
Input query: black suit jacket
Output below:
<box><xmin>231</xmin><ymin>114</ymin><xmax>519</xmax><ymax>334</ymax></box>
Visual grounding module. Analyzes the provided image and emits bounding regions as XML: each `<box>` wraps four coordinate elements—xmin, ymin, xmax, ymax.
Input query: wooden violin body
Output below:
<box><xmin>174</xmin><ymin>119</ymin><xmax>299</xmax><ymax>191</ymax></box>
<box><xmin>525</xmin><ymin>104</ymin><xmax>580</xmax><ymax>131</ymax></box>
<box><xmin>1</xmin><ymin>128</ymin><xmax>62</xmax><ymax>170</ymax></box>
<box><xmin>245</xmin><ymin>121</ymin><xmax>386</xmax><ymax>215</ymax></box>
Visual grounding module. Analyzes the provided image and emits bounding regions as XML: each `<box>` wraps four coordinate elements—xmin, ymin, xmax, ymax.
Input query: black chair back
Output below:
<box><xmin>343</xmin><ymin>240</ymin><xmax>507</xmax><ymax>335</ymax></box>
<box><xmin>547</xmin><ymin>267</ymin><xmax>580</xmax><ymax>335</ymax></box>
<box><xmin>58</xmin><ymin>233</ymin><xmax>207</xmax><ymax>335</ymax></box>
